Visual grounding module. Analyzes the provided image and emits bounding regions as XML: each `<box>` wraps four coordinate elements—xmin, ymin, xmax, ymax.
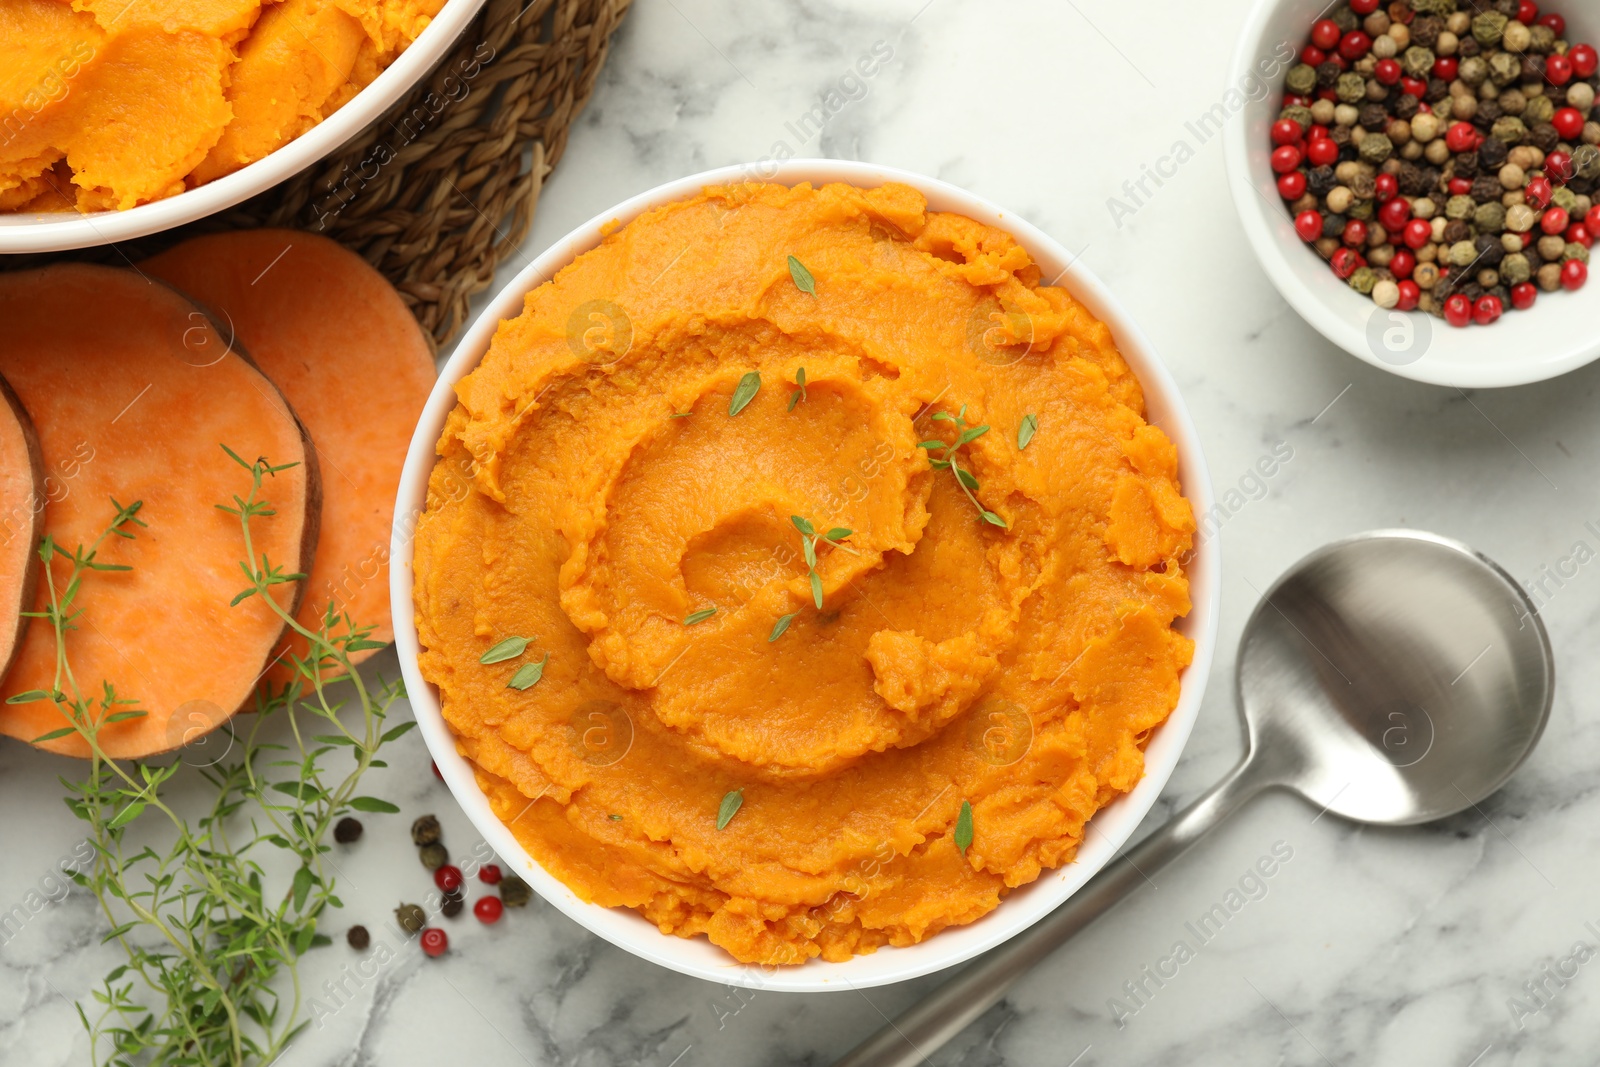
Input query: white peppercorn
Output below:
<box><xmin>1415</xmin><ymin>261</ymin><xmax>1442</xmax><ymax>288</ymax></box>
<box><xmin>1569</xmin><ymin>83</ymin><xmax>1595</xmax><ymax>112</ymax></box>
<box><xmin>1411</xmin><ymin>112</ymin><xmax>1441</xmax><ymax>142</ymax></box>
<box><xmin>1413</xmin><ymin>196</ymin><xmax>1438</xmax><ymax>220</ymax></box>
<box><xmin>1425</xmin><ymin>139</ymin><xmax>1452</xmax><ymax>165</ymax></box>
<box><xmin>1388</xmin><ymin>23</ymin><xmax>1410</xmax><ymax>49</ymax></box>
<box><xmin>1418</xmin><ymin>241</ymin><xmax>1440</xmax><ymax>264</ymax></box>
<box><xmin>1499</xmin><ymin>162</ymin><xmax>1526</xmax><ymax>189</ymax></box>
<box><xmin>1436</xmin><ymin>30</ymin><xmax>1459</xmax><ymax>56</ymax></box>
<box><xmin>1501</xmin><ymin>232</ymin><xmax>1524</xmax><ymax>254</ymax></box>
<box><xmin>1502</xmin><ymin>20</ymin><xmax>1532</xmax><ymax>52</ymax></box>
<box><xmin>1538</xmin><ymin>234</ymin><xmax>1567</xmax><ymax>261</ymax></box>
<box><xmin>1373</xmin><ymin>33</ymin><xmax>1399</xmax><ymax>59</ymax></box>
<box><xmin>1372</xmin><ymin>279</ymin><xmax>1401</xmax><ymax>308</ymax></box>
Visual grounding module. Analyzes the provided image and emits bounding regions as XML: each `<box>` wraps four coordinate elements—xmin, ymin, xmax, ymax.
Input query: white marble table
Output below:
<box><xmin>5</xmin><ymin>1</ymin><xmax>1600</xmax><ymax>1064</ymax></box>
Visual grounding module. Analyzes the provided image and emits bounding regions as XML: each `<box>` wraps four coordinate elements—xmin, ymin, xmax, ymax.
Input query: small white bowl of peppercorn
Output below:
<box><xmin>1227</xmin><ymin>0</ymin><xmax>1600</xmax><ymax>387</ymax></box>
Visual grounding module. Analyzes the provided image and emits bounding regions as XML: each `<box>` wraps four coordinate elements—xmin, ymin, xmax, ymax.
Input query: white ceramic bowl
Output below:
<box><xmin>391</xmin><ymin>159</ymin><xmax>1220</xmax><ymax>991</ymax></box>
<box><xmin>1226</xmin><ymin>0</ymin><xmax>1600</xmax><ymax>387</ymax></box>
<box><xmin>0</xmin><ymin>0</ymin><xmax>486</xmax><ymax>254</ymax></box>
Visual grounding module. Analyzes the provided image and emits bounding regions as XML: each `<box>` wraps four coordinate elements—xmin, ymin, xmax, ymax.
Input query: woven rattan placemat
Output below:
<box><xmin>14</xmin><ymin>0</ymin><xmax>632</xmax><ymax>351</ymax></box>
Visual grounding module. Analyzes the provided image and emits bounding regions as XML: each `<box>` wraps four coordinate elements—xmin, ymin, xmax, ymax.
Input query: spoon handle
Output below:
<box><xmin>832</xmin><ymin>756</ymin><xmax>1273</xmax><ymax>1067</ymax></box>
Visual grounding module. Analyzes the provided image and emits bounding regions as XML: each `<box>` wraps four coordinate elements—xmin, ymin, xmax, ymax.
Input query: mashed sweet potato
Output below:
<box><xmin>412</xmin><ymin>181</ymin><xmax>1197</xmax><ymax>965</ymax></box>
<box><xmin>0</xmin><ymin>0</ymin><xmax>443</xmax><ymax>212</ymax></box>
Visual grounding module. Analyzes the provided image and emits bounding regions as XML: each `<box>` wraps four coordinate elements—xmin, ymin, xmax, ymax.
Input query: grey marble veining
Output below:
<box><xmin>5</xmin><ymin>1</ymin><xmax>1600</xmax><ymax>1064</ymax></box>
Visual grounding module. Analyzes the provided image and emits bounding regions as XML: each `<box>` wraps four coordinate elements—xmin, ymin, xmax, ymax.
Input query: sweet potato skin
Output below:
<box><xmin>0</xmin><ymin>263</ymin><xmax>320</xmax><ymax>758</ymax></box>
<box><xmin>0</xmin><ymin>373</ymin><xmax>44</xmax><ymax>685</ymax></box>
<box><xmin>144</xmin><ymin>228</ymin><xmax>432</xmax><ymax>682</ymax></box>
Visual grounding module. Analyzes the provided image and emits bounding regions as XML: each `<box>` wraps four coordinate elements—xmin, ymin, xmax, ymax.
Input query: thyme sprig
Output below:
<box><xmin>919</xmin><ymin>404</ymin><xmax>1008</xmax><ymax>528</ymax></box>
<box><xmin>34</xmin><ymin>447</ymin><xmax>408</xmax><ymax>1067</ymax></box>
<box><xmin>789</xmin><ymin>515</ymin><xmax>853</xmax><ymax>610</ymax></box>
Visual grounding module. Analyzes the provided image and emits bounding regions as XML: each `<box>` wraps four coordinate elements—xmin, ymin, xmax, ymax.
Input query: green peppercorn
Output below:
<box><xmin>1348</xmin><ymin>198</ymin><xmax>1376</xmax><ymax>221</ymax></box>
<box><xmin>1488</xmin><ymin>52</ymin><xmax>1519</xmax><ymax>86</ymax></box>
<box><xmin>1552</xmin><ymin>186</ymin><xmax>1579</xmax><ymax>212</ymax></box>
<box><xmin>395</xmin><ymin>902</ymin><xmax>426</xmax><ymax>934</ymax></box>
<box><xmin>1522</xmin><ymin>95</ymin><xmax>1555</xmax><ymax>125</ymax></box>
<box><xmin>1449</xmin><ymin>240</ymin><xmax>1479</xmax><ymax>267</ymax></box>
<box><xmin>419</xmin><ymin>841</ymin><xmax>449</xmax><ymax>870</ymax></box>
<box><xmin>1411</xmin><ymin>0</ymin><xmax>1456</xmax><ymax>16</ymax></box>
<box><xmin>1350</xmin><ymin>266</ymin><xmax>1378</xmax><ymax>294</ymax></box>
<box><xmin>1445</xmin><ymin>194</ymin><xmax>1477</xmax><ymax>220</ymax></box>
<box><xmin>1500</xmin><ymin>253</ymin><xmax>1530</xmax><ymax>285</ymax></box>
<box><xmin>1564</xmin><ymin>242</ymin><xmax>1591</xmax><ymax>265</ymax></box>
<box><xmin>1490</xmin><ymin>116</ymin><xmax>1527</xmax><ymax>146</ymax></box>
<box><xmin>1473</xmin><ymin>201</ymin><xmax>1506</xmax><ymax>234</ymax></box>
<box><xmin>1281</xmin><ymin>105</ymin><xmax>1315</xmax><ymax>130</ymax></box>
<box><xmin>1471</xmin><ymin>11</ymin><xmax>1507</xmax><ymax>47</ymax></box>
<box><xmin>1360</xmin><ymin>133</ymin><xmax>1394</xmax><ymax>165</ymax></box>
<box><xmin>411</xmin><ymin>814</ymin><xmax>441</xmax><ymax>846</ymax></box>
<box><xmin>499</xmin><ymin>875</ymin><xmax>533</xmax><ymax>908</ymax></box>
<box><xmin>1458</xmin><ymin>56</ymin><xmax>1489</xmax><ymax>86</ymax></box>
<box><xmin>1527</xmin><ymin>25</ymin><xmax>1555</xmax><ymax>54</ymax></box>
<box><xmin>1337</xmin><ymin>72</ymin><xmax>1368</xmax><ymax>104</ymax></box>
<box><xmin>1403</xmin><ymin>46</ymin><xmax>1437</xmax><ymax>79</ymax></box>
<box><xmin>1286</xmin><ymin>63</ymin><xmax>1318</xmax><ymax>96</ymax></box>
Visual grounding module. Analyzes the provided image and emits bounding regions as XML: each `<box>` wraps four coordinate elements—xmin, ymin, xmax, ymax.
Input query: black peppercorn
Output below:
<box><xmin>1520</xmin><ymin>55</ymin><xmax>1544</xmax><ymax>83</ymax></box>
<box><xmin>1474</xmin><ymin>100</ymin><xmax>1503</xmax><ymax>130</ymax></box>
<box><xmin>1360</xmin><ymin>103</ymin><xmax>1390</xmax><ymax>131</ymax></box>
<box><xmin>1471</xmin><ymin>174</ymin><xmax>1504</xmax><ymax>202</ymax></box>
<box><xmin>1474</xmin><ymin>234</ymin><xmax>1506</xmax><ymax>267</ymax></box>
<box><xmin>1395</xmin><ymin>93</ymin><xmax>1421</xmax><ymax>120</ymax></box>
<box><xmin>1412</xmin><ymin>16</ymin><xmax>1443</xmax><ymax>48</ymax></box>
<box><xmin>1398</xmin><ymin>161</ymin><xmax>1428</xmax><ymax>196</ymax></box>
<box><xmin>1459</xmin><ymin>37</ymin><xmax>1481</xmax><ymax>58</ymax></box>
<box><xmin>1309</xmin><ymin>165</ymin><xmax>1338</xmax><ymax>197</ymax></box>
<box><xmin>1420</xmin><ymin>166</ymin><xmax>1444</xmax><ymax>193</ymax></box>
<box><xmin>1426</xmin><ymin>78</ymin><xmax>1450</xmax><ymax>103</ymax></box>
<box><xmin>1528</xmin><ymin>122</ymin><xmax>1560</xmax><ymax>153</ymax></box>
<box><xmin>334</xmin><ymin>816</ymin><xmax>363</xmax><ymax>844</ymax></box>
<box><xmin>1330</xmin><ymin>124</ymin><xmax>1353</xmax><ymax>148</ymax></box>
<box><xmin>1477</xmin><ymin>137</ymin><xmax>1508</xmax><ymax>170</ymax></box>
<box><xmin>1454</xmin><ymin>150</ymin><xmax>1480</xmax><ymax>178</ymax></box>
<box><xmin>1570</xmin><ymin>176</ymin><xmax>1596</xmax><ymax>197</ymax></box>
<box><xmin>1461</xmin><ymin>281</ymin><xmax>1486</xmax><ymax>301</ymax></box>
<box><xmin>347</xmin><ymin>925</ymin><xmax>371</xmax><ymax>950</ymax></box>
<box><xmin>1443</xmin><ymin>219</ymin><xmax>1473</xmax><ymax>244</ymax></box>
<box><xmin>1317</xmin><ymin>61</ymin><xmax>1343</xmax><ymax>90</ymax></box>
<box><xmin>1488</xmin><ymin>283</ymin><xmax>1511</xmax><ymax>307</ymax></box>
<box><xmin>1493</xmin><ymin>0</ymin><xmax>1516</xmax><ymax>14</ymax></box>
<box><xmin>1323</xmin><ymin>214</ymin><xmax>1347</xmax><ymax>238</ymax></box>
<box><xmin>411</xmin><ymin>814</ymin><xmax>441</xmax><ymax>846</ymax></box>
<box><xmin>441</xmin><ymin>890</ymin><xmax>464</xmax><ymax>918</ymax></box>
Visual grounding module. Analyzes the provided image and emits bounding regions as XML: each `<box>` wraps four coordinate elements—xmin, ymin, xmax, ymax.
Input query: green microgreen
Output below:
<box><xmin>787</xmin><ymin>255</ymin><xmax>816</xmax><ymax>296</ymax></box>
<box><xmin>789</xmin><ymin>515</ymin><xmax>854</xmax><ymax>610</ymax></box>
<box><xmin>921</xmin><ymin>404</ymin><xmax>1007</xmax><ymax>528</ymax></box>
<box><xmin>717</xmin><ymin>789</ymin><xmax>744</xmax><ymax>830</ymax></box>
<box><xmin>684</xmin><ymin>607</ymin><xmax>717</xmax><ymax>626</ymax></box>
<box><xmin>1017</xmin><ymin>413</ymin><xmax>1038</xmax><ymax>450</ymax></box>
<box><xmin>728</xmin><ymin>371</ymin><xmax>761</xmax><ymax>416</ymax></box>
<box><xmin>955</xmin><ymin>799</ymin><xmax>974</xmax><ymax>855</ymax></box>
<box><xmin>507</xmin><ymin>654</ymin><xmax>550</xmax><ymax>690</ymax></box>
<box><xmin>788</xmin><ymin>366</ymin><xmax>808</xmax><ymax>412</ymax></box>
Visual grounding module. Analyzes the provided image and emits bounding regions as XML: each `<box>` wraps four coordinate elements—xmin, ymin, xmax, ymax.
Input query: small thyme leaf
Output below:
<box><xmin>930</xmin><ymin>411</ymin><xmax>955</xmax><ymax>422</ymax></box>
<box><xmin>769</xmin><ymin>613</ymin><xmax>798</xmax><ymax>642</ymax></box>
<box><xmin>729</xmin><ymin>371</ymin><xmax>761</xmax><ymax>416</ymax></box>
<box><xmin>1018</xmin><ymin>413</ymin><xmax>1038</xmax><ymax>450</ymax></box>
<box><xmin>954</xmin><ymin>466</ymin><xmax>980</xmax><ymax>491</ymax></box>
<box><xmin>670</xmin><ymin>412</ymin><xmax>693</xmax><ymax>418</ymax></box>
<box><xmin>31</xmin><ymin>726</ymin><xmax>75</xmax><ymax>743</ymax></box>
<box><xmin>788</xmin><ymin>366</ymin><xmax>808</xmax><ymax>411</ymax></box>
<box><xmin>684</xmin><ymin>608</ymin><xmax>717</xmax><ymax>626</ymax></box>
<box><xmin>508</xmin><ymin>653</ymin><xmax>550</xmax><ymax>689</ymax></box>
<box><xmin>7</xmin><ymin>689</ymin><xmax>52</xmax><ymax>704</ymax></box>
<box><xmin>348</xmin><ymin>796</ymin><xmax>401</xmax><ymax>813</ymax></box>
<box><xmin>609</xmin><ymin>813</ymin><xmax>622</xmax><ymax>821</ymax></box>
<box><xmin>824</xmin><ymin>528</ymin><xmax>852</xmax><ymax>543</ymax></box>
<box><xmin>956</xmin><ymin>424</ymin><xmax>990</xmax><ymax>446</ymax></box>
<box><xmin>787</xmin><ymin>390</ymin><xmax>801</xmax><ymax>412</ymax></box>
<box><xmin>954</xmin><ymin>800</ymin><xmax>973</xmax><ymax>854</ymax></box>
<box><xmin>717</xmin><ymin>789</ymin><xmax>745</xmax><ymax>829</ymax></box>
<box><xmin>802</xmin><ymin>538</ymin><xmax>818</xmax><ymax>569</ymax></box>
<box><xmin>790</xmin><ymin>514</ymin><xmax>815</xmax><ymax>537</ymax></box>
<box><xmin>480</xmin><ymin>636</ymin><xmax>530</xmax><ymax>664</ymax></box>
<box><xmin>787</xmin><ymin>255</ymin><xmax>817</xmax><ymax>295</ymax></box>
<box><xmin>981</xmin><ymin>510</ymin><xmax>1008</xmax><ymax>528</ymax></box>
<box><xmin>810</xmin><ymin>571</ymin><xmax>824</xmax><ymax>609</ymax></box>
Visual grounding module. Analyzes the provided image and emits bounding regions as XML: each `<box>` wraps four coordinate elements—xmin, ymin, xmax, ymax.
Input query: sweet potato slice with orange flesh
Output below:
<box><xmin>144</xmin><ymin>229</ymin><xmax>433</xmax><ymax>683</ymax></box>
<box><xmin>0</xmin><ymin>263</ymin><xmax>318</xmax><ymax>759</ymax></box>
<box><xmin>0</xmin><ymin>374</ymin><xmax>44</xmax><ymax>684</ymax></box>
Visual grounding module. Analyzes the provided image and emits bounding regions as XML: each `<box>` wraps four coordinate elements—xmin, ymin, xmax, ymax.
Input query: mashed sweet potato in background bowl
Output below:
<box><xmin>0</xmin><ymin>0</ymin><xmax>486</xmax><ymax>254</ymax></box>
<box><xmin>392</xmin><ymin>159</ymin><xmax>1221</xmax><ymax>990</ymax></box>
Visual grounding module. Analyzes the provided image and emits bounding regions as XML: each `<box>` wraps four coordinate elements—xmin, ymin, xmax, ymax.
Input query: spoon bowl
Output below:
<box><xmin>1240</xmin><ymin>530</ymin><xmax>1554</xmax><ymax>826</ymax></box>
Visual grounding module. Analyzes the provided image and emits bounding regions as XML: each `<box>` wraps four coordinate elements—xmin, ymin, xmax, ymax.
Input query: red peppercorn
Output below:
<box><xmin>1375</xmin><ymin>58</ymin><xmax>1402</xmax><ymax>85</ymax></box>
<box><xmin>1302</xmin><ymin>44</ymin><xmax>1327</xmax><ymax>67</ymax></box>
<box><xmin>431</xmin><ymin>760</ymin><xmax>442</xmax><ymax>781</ymax></box>
<box><xmin>1541</xmin><ymin>207</ymin><xmax>1570</xmax><ymax>236</ymax></box>
<box><xmin>1572</xmin><ymin>44</ymin><xmax>1599</xmax><ymax>79</ymax></box>
<box><xmin>1339</xmin><ymin>31</ymin><xmax>1371</xmax><ymax>61</ymax></box>
<box><xmin>1271</xmin><ymin>145</ymin><xmax>1301</xmax><ymax>174</ymax></box>
<box><xmin>1510</xmin><ymin>282</ymin><xmax>1538</xmax><ymax>310</ymax></box>
<box><xmin>1317</xmin><ymin>88</ymin><xmax>1339</xmax><ymax>102</ymax></box>
<box><xmin>1374</xmin><ymin>173</ymin><xmax>1398</xmax><ymax>203</ymax></box>
<box><xmin>1545</xmin><ymin>53</ymin><xmax>1573</xmax><ymax>86</ymax></box>
<box><xmin>1350</xmin><ymin>0</ymin><xmax>1380</xmax><ymax>14</ymax></box>
<box><xmin>1448</xmin><ymin>177</ymin><xmax>1473</xmax><ymax>197</ymax></box>
<box><xmin>1295</xmin><ymin>210</ymin><xmax>1324</xmax><ymax>242</ymax></box>
<box><xmin>1416</xmin><ymin>101</ymin><xmax>1432</xmax><ymax>114</ymax></box>
<box><xmin>1331</xmin><ymin>247</ymin><xmax>1362</xmax><ymax>279</ymax></box>
<box><xmin>1390</xmin><ymin>248</ymin><xmax>1417</xmax><ymax>280</ymax></box>
<box><xmin>1472</xmin><ymin>294</ymin><xmax>1503</xmax><ymax>326</ymax></box>
<box><xmin>1342</xmin><ymin>219</ymin><xmax>1368</xmax><ymax>247</ymax></box>
<box><xmin>1308</xmin><ymin>123</ymin><xmax>1328</xmax><ymax>140</ymax></box>
<box><xmin>1526</xmin><ymin>177</ymin><xmax>1553</xmax><ymax>210</ymax></box>
<box><xmin>474</xmin><ymin>896</ymin><xmax>504</xmax><ymax>924</ymax></box>
<box><xmin>1401</xmin><ymin>76</ymin><xmax>1429</xmax><ymax>99</ymax></box>
<box><xmin>1403</xmin><ymin>219</ymin><xmax>1433</xmax><ymax>250</ymax></box>
<box><xmin>1562</xmin><ymin>260</ymin><xmax>1589</xmax><ymax>291</ymax></box>
<box><xmin>1517</xmin><ymin>1</ymin><xmax>1539</xmax><ymax>25</ymax></box>
<box><xmin>1272</xmin><ymin>119</ymin><xmax>1303</xmax><ymax>146</ymax></box>
<box><xmin>1277</xmin><ymin>171</ymin><xmax>1307</xmax><ymax>199</ymax></box>
<box><xmin>1552</xmin><ymin>151</ymin><xmax>1576</xmax><ymax>184</ymax></box>
<box><xmin>1329</xmin><ymin>53</ymin><xmax>1349</xmax><ymax>72</ymax></box>
<box><xmin>1539</xmin><ymin>13</ymin><xmax>1565</xmax><ymax>38</ymax></box>
<box><xmin>1586</xmin><ymin>205</ymin><xmax>1600</xmax><ymax>235</ymax></box>
<box><xmin>1552</xmin><ymin>108</ymin><xmax>1585</xmax><ymax>142</ymax></box>
<box><xmin>1445</xmin><ymin>123</ymin><xmax>1479</xmax><ymax>154</ymax></box>
<box><xmin>1311</xmin><ymin>19</ymin><xmax>1341</xmax><ymax>50</ymax></box>
<box><xmin>1396</xmin><ymin>280</ymin><xmax>1421</xmax><ymax>311</ymax></box>
<box><xmin>1307</xmin><ymin>139</ymin><xmax>1340</xmax><ymax>167</ymax></box>
<box><xmin>420</xmin><ymin>927</ymin><xmax>448</xmax><ymax>957</ymax></box>
<box><xmin>1379</xmin><ymin>197</ymin><xmax>1411</xmax><ymax>231</ymax></box>
<box><xmin>1568</xmin><ymin>224</ymin><xmax>1594</xmax><ymax>249</ymax></box>
<box><xmin>1443</xmin><ymin>294</ymin><xmax>1473</xmax><ymax>328</ymax></box>
<box><xmin>479</xmin><ymin>863</ymin><xmax>503</xmax><ymax>885</ymax></box>
<box><xmin>1432</xmin><ymin>56</ymin><xmax>1458</xmax><ymax>82</ymax></box>
<box><xmin>434</xmin><ymin>864</ymin><xmax>464</xmax><ymax>892</ymax></box>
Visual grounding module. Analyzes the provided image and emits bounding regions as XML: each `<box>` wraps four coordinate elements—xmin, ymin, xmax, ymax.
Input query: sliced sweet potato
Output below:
<box><xmin>144</xmin><ymin>229</ymin><xmax>433</xmax><ymax>682</ymax></box>
<box><xmin>0</xmin><ymin>263</ymin><xmax>319</xmax><ymax>758</ymax></box>
<box><xmin>0</xmin><ymin>373</ymin><xmax>44</xmax><ymax>684</ymax></box>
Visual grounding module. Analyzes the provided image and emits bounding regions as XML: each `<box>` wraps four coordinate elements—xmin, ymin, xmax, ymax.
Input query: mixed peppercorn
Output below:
<box><xmin>1273</xmin><ymin>0</ymin><xmax>1598</xmax><ymax>326</ymax></box>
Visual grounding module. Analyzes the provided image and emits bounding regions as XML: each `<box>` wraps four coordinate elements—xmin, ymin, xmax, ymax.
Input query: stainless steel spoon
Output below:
<box><xmin>836</xmin><ymin>530</ymin><xmax>1553</xmax><ymax>1067</ymax></box>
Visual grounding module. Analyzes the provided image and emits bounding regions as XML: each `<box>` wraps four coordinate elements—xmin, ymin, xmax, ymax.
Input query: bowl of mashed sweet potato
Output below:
<box><xmin>392</xmin><ymin>159</ymin><xmax>1221</xmax><ymax>990</ymax></box>
<box><xmin>0</xmin><ymin>0</ymin><xmax>486</xmax><ymax>253</ymax></box>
